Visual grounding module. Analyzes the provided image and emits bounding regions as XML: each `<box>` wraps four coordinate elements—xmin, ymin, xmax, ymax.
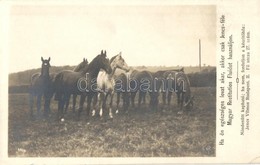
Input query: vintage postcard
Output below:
<box><xmin>0</xmin><ymin>0</ymin><xmax>259</xmax><ymax>164</ymax></box>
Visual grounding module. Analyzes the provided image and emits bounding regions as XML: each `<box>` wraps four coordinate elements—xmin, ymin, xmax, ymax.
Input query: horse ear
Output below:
<box><xmin>48</xmin><ymin>57</ymin><xmax>51</xmax><ymax>62</ymax></box>
<box><xmin>41</xmin><ymin>57</ymin><xmax>44</xmax><ymax>62</ymax></box>
<box><xmin>101</xmin><ymin>50</ymin><xmax>103</xmax><ymax>55</ymax></box>
<box><xmin>83</xmin><ymin>58</ymin><xmax>85</xmax><ymax>62</ymax></box>
<box><xmin>105</xmin><ymin>50</ymin><xmax>107</xmax><ymax>55</ymax></box>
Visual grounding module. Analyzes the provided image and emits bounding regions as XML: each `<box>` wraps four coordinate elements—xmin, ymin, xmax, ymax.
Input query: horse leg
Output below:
<box><xmin>58</xmin><ymin>94</ymin><xmax>67</xmax><ymax>119</ymax></box>
<box><xmin>176</xmin><ymin>92</ymin><xmax>184</xmax><ymax>115</ymax></box>
<box><xmin>131</xmin><ymin>92</ymin><xmax>136</xmax><ymax>109</ymax></box>
<box><xmin>63</xmin><ymin>94</ymin><xmax>70</xmax><ymax>115</ymax></box>
<box><xmin>177</xmin><ymin>92</ymin><xmax>181</xmax><ymax>108</ymax></box>
<box><xmin>72</xmin><ymin>94</ymin><xmax>77</xmax><ymax>113</ymax></box>
<box><xmin>86</xmin><ymin>93</ymin><xmax>93</xmax><ymax>119</ymax></box>
<box><xmin>29</xmin><ymin>93</ymin><xmax>34</xmax><ymax>118</ymax></box>
<box><xmin>108</xmin><ymin>92</ymin><xmax>114</xmax><ymax>118</ymax></box>
<box><xmin>125</xmin><ymin>93</ymin><xmax>130</xmax><ymax>113</ymax></box>
<box><xmin>116</xmin><ymin>92</ymin><xmax>120</xmax><ymax>114</ymax></box>
<box><xmin>57</xmin><ymin>98</ymin><xmax>62</xmax><ymax>119</ymax></box>
<box><xmin>176</xmin><ymin>92</ymin><xmax>185</xmax><ymax>115</ymax></box>
<box><xmin>44</xmin><ymin>92</ymin><xmax>51</xmax><ymax>118</ymax></box>
<box><xmin>44</xmin><ymin>98</ymin><xmax>51</xmax><ymax>118</ymax></box>
<box><xmin>91</xmin><ymin>93</ymin><xmax>97</xmax><ymax>116</ymax></box>
<box><xmin>97</xmin><ymin>93</ymin><xmax>104</xmax><ymax>117</ymax></box>
<box><xmin>167</xmin><ymin>91</ymin><xmax>172</xmax><ymax>111</ymax></box>
<box><xmin>142</xmin><ymin>92</ymin><xmax>146</xmax><ymax>107</ymax></box>
<box><xmin>103</xmin><ymin>93</ymin><xmax>109</xmax><ymax>117</ymax></box>
<box><xmin>154</xmin><ymin>94</ymin><xmax>159</xmax><ymax>112</ymax></box>
<box><xmin>78</xmin><ymin>94</ymin><xmax>86</xmax><ymax>120</ymax></box>
<box><xmin>180</xmin><ymin>92</ymin><xmax>185</xmax><ymax>111</ymax></box>
<box><xmin>64</xmin><ymin>94</ymin><xmax>71</xmax><ymax>113</ymax></box>
<box><xmin>36</xmin><ymin>93</ymin><xmax>42</xmax><ymax>116</ymax></box>
<box><xmin>162</xmin><ymin>91</ymin><xmax>166</xmax><ymax>111</ymax></box>
<box><xmin>138</xmin><ymin>91</ymin><xmax>142</xmax><ymax>109</ymax></box>
<box><xmin>143</xmin><ymin>92</ymin><xmax>146</xmax><ymax>104</ymax></box>
<box><xmin>122</xmin><ymin>93</ymin><xmax>126</xmax><ymax>113</ymax></box>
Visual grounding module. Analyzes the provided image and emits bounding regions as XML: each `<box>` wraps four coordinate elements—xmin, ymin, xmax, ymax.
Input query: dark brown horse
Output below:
<box><xmin>162</xmin><ymin>70</ymin><xmax>193</xmax><ymax>112</ymax></box>
<box><xmin>149</xmin><ymin>68</ymin><xmax>186</xmax><ymax>111</ymax></box>
<box><xmin>129</xmin><ymin>70</ymin><xmax>154</xmax><ymax>110</ymax></box>
<box><xmin>29</xmin><ymin>57</ymin><xmax>53</xmax><ymax>118</ymax></box>
<box><xmin>54</xmin><ymin>50</ymin><xmax>112</xmax><ymax>120</ymax></box>
<box><xmin>64</xmin><ymin>58</ymin><xmax>88</xmax><ymax>113</ymax></box>
<box><xmin>115</xmin><ymin>73</ymin><xmax>131</xmax><ymax>114</ymax></box>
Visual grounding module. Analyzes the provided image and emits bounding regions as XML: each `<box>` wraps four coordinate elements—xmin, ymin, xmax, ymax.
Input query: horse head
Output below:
<box><xmin>74</xmin><ymin>58</ymin><xmax>89</xmax><ymax>72</ymax></box>
<box><xmin>41</xmin><ymin>57</ymin><xmax>51</xmax><ymax>77</ymax></box>
<box><xmin>110</xmin><ymin>52</ymin><xmax>130</xmax><ymax>72</ymax></box>
<box><xmin>98</xmin><ymin>50</ymin><xmax>112</xmax><ymax>74</ymax></box>
<box><xmin>82</xmin><ymin>58</ymin><xmax>89</xmax><ymax>67</ymax></box>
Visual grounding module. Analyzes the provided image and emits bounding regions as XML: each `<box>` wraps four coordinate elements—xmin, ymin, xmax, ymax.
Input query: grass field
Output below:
<box><xmin>8</xmin><ymin>87</ymin><xmax>216</xmax><ymax>157</ymax></box>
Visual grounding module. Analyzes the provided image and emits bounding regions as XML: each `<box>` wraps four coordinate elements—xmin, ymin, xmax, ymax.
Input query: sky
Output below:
<box><xmin>9</xmin><ymin>5</ymin><xmax>216</xmax><ymax>73</ymax></box>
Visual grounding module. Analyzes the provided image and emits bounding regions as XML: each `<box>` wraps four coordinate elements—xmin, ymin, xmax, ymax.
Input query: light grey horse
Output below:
<box><xmin>93</xmin><ymin>52</ymin><xmax>130</xmax><ymax>118</ymax></box>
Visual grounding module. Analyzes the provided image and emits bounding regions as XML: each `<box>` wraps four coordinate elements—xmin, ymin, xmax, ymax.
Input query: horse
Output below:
<box><xmin>64</xmin><ymin>58</ymin><xmax>88</xmax><ymax>113</ymax></box>
<box><xmin>29</xmin><ymin>57</ymin><xmax>53</xmax><ymax>118</ymax></box>
<box><xmin>93</xmin><ymin>52</ymin><xmax>130</xmax><ymax>119</ymax></box>
<box><xmin>148</xmin><ymin>68</ymin><xmax>185</xmax><ymax>111</ymax></box>
<box><xmin>129</xmin><ymin>70</ymin><xmax>154</xmax><ymax>110</ymax></box>
<box><xmin>162</xmin><ymin>70</ymin><xmax>194</xmax><ymax>112</ymax></box>
<box><xmin>54</xmin><ymin>50</ymin><xmax>112</xmax><ymax>120</ymax></box>
<box><xmin>114</xmin><ymin>68</ymin><xmax>136</xmax><ymax>114</ymax></box>
<box><xmin>115</xmin><ymin>72</ymin><xmax>131</xmax><ymax>114</ymax></box>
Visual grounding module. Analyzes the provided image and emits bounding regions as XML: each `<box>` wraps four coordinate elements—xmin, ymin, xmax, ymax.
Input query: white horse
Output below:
<box><xmin>93</xmin><ymin>52</ymin><xmax>130</xmax><ymax>118</ymax></box>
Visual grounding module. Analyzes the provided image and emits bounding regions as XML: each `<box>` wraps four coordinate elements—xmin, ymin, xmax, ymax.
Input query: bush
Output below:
<box><xmin>187</xmin><ymin>68</ymin><xmax>216</xmax><ymax>87</ymax></box>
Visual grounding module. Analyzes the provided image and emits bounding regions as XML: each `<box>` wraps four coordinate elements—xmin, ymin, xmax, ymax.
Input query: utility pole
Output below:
<box><xmin>199</xmin><ymin>39</ymin><xmax>201</xmax><ymax>71</ymax></box>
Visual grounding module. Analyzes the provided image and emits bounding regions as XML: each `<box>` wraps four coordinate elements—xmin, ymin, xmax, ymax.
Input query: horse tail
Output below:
<box><xmin>29</xmin><ymin>73</ymin><xmax>40</xmax><ymax>94</ymax></box>
<box><xmin>54</xmin><ymin>72</ymin><xmax>63</xmax><ymax>101</ymax></box>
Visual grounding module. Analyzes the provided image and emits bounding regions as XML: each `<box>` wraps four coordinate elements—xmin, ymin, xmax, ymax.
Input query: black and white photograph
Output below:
<box><xmin>7</xmin><ymin>5</ymin><xmax>216</xmax><ymax>157</ymax></box>
<box><xmin>1</xmin><ymin>0</ymin><xmax>260</xmax><ymax>164</ymax></box>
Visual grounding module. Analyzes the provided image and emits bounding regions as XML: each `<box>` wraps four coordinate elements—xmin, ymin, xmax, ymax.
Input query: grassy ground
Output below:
<box><xmin>8</xmin><ymin>87</ymin><xmax>216</xmax><ymax>157</ymax></box>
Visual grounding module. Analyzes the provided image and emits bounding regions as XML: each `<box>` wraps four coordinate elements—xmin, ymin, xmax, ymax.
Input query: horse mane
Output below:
<box><xmin>73</xmin><ymin>63</ymin><xmax>82</xmax><ymax>72</ymax></box>
<box><xmin>109</xmin><ymin>54</ymin><xmax>118</xmax><ymax>64</ymax></box>
<box><xmin>88</xmin><ymin>54</ymin><xmax>101</xmax><ymax>68</ymax></box>
<box><xmin>84</xmin><ymin>54</ymin><xmax>105</xmax><ymax>73</ymax></box>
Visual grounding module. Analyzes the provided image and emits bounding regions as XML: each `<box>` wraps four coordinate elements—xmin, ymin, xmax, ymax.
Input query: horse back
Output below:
<box><xmin>30</xmin><ymin>73</ymin><xmax>40</xmax><ymax>85</ymax></box>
